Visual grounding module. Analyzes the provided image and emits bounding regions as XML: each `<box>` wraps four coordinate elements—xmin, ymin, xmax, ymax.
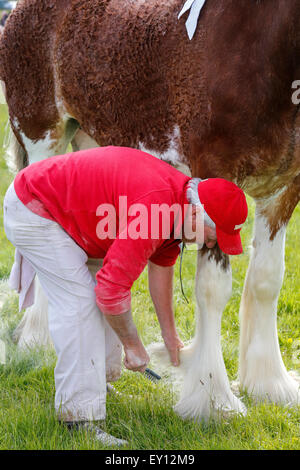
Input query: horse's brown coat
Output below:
<box><xmin>0</xmin><ymin>0</ymin><xmax>300</xmax><ymax>233</ymax></box>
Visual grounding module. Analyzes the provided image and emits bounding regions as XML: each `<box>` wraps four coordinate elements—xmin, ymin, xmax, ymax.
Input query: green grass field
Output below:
<box><xmin>0</xmin><ymin>103</ymin><xmax>299</xmax><ymax>450</ymax></box>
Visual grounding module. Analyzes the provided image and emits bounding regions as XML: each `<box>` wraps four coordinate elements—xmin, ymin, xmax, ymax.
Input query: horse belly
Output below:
<box><xmin>56</xmin><ymin>0</ymin><xmax>179</xmax><ymax>148</ymax></box>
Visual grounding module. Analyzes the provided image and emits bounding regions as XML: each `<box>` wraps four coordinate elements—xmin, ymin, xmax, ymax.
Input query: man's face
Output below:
<box><xmin>203</xmin><ymin>224</ymin><xmax>217</xmax><ymax>248</ymax></box>
<box><xmin>182</xmin><ymin>205</ymin><xmax>217</xmax><ymax>248</ymax></box>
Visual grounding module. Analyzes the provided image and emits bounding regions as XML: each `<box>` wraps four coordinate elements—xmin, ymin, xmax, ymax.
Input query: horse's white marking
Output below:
<box><xmin>174</xmin><ymin>249</ymin><xmax>246</xmax><ymax>420</ymax></box>
<box><xmin>239</xmin><ymin>210</ymin><xmax>300</xmax><ymax>403</ymax></box>
<box><xmin>138</xmin><ymin>125</ymin><xmax>190</xmax><ymax>175</ymax></box>
<box><xmin>71</xmin><ymin>129</ymin><xmax>98</xmax><ymax>151</ymax></box>
<box><xmin>138</xmin><ymin>125</ymin><xmax>181</xmax><ymax>164</ymax></box>
<box><xmin>21</xmin><ymin>131</ymin><xmax>55</xmax><ymax>165</ymax></box>
<box><xmin>0</xmin><ymin>80</ymin><xmax>6</xmax><ymax>104</ymax></box>
<box><xmin>149</xmin><ymin>249</ymin><xmax>246</xmax><ymax>421</ymax></box>
<box><xmin>13</xmin><ymin>278</ymin><xmax>52</xmax><ymax>348</ymax></box>
<box><xmin>150</xmin><ymin>196</ymin><xmax>299</xmax><ymax>416</ymax></box>
<box><xmin>0</xmin><ymin>279</ymin><xmax>15</xmax><ymax>314</ymax></box>
<box><xmin>12</xmin><ymin>118</ymin><xmax>57</xmax><ymax>165</ymax></box>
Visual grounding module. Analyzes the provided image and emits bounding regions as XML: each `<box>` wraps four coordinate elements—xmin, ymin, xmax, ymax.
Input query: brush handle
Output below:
<box><xmin>145</xmin><ymin>368</ymin><xmax>161</xmax><ymax>380</ymax></box>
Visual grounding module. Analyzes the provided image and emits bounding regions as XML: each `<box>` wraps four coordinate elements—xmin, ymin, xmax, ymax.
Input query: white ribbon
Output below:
<box><xmin>178</xmin><ymin>0</ymin><xmax>207</xmax><ymax>40</ymax></box>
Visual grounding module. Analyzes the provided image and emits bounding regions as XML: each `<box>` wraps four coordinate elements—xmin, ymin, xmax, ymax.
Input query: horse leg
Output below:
<box><xmin>174</xmin><ymin>246</ymin><xmax>246</xmax><ymax>421</ymax></box>
<box><xmin>71</xmin><ymin>128</ymin><xmax>98</xmax><ymax>152</ymax></box>
<box><xmin>239</xmin><ymin>197</ymin><xmax>300</xmax><ymax>404</ymax></box>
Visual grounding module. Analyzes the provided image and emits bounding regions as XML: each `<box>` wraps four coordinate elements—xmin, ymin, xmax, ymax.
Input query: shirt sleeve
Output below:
<box><xmin>95</xmin><ymin>190</ymin><xmax>183</xmax><ymax>315</ymax></box>
<box><xmin>95</xmin><ymin>229</ymin><xmax>162</xmax><ymax>315</ymax></box>
<box><xmin>149</xmin><ymin>239</ymin><xmax>181</xmax><ymax>267</ymax></box>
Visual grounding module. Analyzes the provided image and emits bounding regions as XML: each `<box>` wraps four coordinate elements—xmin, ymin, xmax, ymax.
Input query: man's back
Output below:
<box><xmin>14</xmin><ymin>146</ymin><xmax>190</xmax><ymax>257</ymax></box>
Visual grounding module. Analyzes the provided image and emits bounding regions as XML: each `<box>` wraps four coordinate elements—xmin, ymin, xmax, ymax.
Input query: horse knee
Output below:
<box><xmin>195</xmin><ymin>256</ymin><xmax>232</xmax><ymax>312</ymax></box>
<box><xmin>249</xmin><ymin>256</ymin><xmax>284</xmax><ymax>303</ymax></box>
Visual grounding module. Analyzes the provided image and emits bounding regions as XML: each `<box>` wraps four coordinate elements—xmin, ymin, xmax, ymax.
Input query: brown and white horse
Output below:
<box><xmin>0</xmin><ymin>0</ymin><xmax>299</xmax><ymax>421</ymax></box>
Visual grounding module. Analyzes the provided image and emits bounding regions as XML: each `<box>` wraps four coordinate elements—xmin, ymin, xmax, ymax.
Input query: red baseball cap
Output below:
<box><xmin>197</xmin><ymin>178</ymin><xmax>248</xmax><ymax>255</ymax></box>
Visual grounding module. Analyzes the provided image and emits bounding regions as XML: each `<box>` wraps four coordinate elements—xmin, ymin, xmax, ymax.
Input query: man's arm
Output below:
<box><xmin>104</xmin><ymin>310</ymin><xmax>150</xmax><ymax>372</ymax></box>
<box><xmin>148</xmin><ymin>261</ymin><xmax>184</xmax><ymax>366</ymax></box>
<box><xmin>94</xmin><ymin>223</ymin><xmax>181</xmax><ymax>371</ymax></box>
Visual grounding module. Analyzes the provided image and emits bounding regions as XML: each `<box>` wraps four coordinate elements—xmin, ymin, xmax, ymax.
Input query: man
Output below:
<box><xmin>3</xmin><ymin>146</ymin><xmax>248</xmax><ymax>446</ymax></box>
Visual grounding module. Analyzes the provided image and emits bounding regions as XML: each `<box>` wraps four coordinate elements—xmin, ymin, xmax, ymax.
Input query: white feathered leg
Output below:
<box><xmin>174</xmin><ymin>248</ymin><xmax>246</xmax><ymax>421</ymax></box>
<box><xmin>13</xmin><ymin>278</ymin><xmax>51</xmax><ymax>348</ymax></box>
<box><xmin>71</xmin><ymin>128</ymin><xmax>98</xmax><ymax>152</ymax></box>
<box><xmin>239</xmin><ymin>209</ymin><xmax>300</xmax><ymax>404</ymax></box>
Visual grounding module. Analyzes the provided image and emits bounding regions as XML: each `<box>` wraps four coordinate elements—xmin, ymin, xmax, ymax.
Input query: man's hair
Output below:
<box><xmin>186</xmin><ymin>178</ymin><xmax>216</xmax><ymax>229</ymax></box>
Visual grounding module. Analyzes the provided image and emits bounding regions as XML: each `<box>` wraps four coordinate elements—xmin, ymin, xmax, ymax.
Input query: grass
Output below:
<box><xmin>0</xmin><ymin>103</ymin><xmax>299</xmax><ymax>450</ymax></box>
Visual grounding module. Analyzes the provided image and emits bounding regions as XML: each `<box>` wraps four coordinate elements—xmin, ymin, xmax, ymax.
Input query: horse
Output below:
<box><xmin>0</xmin><ymin>0</ymin><xmax>299</xmax><ymax>421</ymax></box>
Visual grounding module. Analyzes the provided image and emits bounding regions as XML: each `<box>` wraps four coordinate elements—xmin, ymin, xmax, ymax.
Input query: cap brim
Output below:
<box><xmin>216</xmin><ymin>226</ymin><xmax>243</xmax><ymax>255</ymax></box>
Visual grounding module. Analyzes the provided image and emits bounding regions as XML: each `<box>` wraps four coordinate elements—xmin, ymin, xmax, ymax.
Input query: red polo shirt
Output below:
<box><xmin>14</xmin><ymin>146</ymin><xmax>190</xmax><ymax>315</ymax></box>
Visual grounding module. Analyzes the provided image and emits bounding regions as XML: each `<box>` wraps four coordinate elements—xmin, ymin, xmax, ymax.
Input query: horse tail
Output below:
<box><xmin>3</xmin><ymin>120</ymin><xmax>28</xmax><ymax>173</ymax></box>
<box><xmin>0</xmin><ymin>8</ymin><xmax>27</xmax><ymax>173</ymax></box>
<box><xmin>1</xmin><ymin>80</ymin><xmax>28</xmax><ymax>173</ymax></box>
<box><xmin>0</xmin><ymin>32</ymin><xmax>27</xmax><ymax>172</ymax></box>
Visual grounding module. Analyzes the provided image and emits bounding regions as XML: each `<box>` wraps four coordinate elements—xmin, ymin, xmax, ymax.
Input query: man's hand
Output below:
<box><xmin>148</xmin><ymin>262</ymin><xmax>184</xmax><ymax>366</ymax></box>
<box><xmin>123</xmin><ymin>339</ymin><xmax>150</xmax><ymax>372</ymax></box>
<box><xmin>104</xmin><ymin>309</ymin><xmax>150</xmax><ymax>373</ymax></box>
<box><xmin>162</xmin><ymin>329</ymin><xmax>184</xmax><ymax>367</ymax></box>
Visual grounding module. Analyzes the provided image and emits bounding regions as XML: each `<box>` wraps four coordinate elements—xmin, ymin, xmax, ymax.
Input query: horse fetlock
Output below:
<box><xmin>240</xmin><ymin>355</ymin><xmax>300</xmax><ymax>405</ymax></box>
<box><xmin>174</xmin><ymin>373</ymin><xmax>247</xmax><ymax>421</ymax></box>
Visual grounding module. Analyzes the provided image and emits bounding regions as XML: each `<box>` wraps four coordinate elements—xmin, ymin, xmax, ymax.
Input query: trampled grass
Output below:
<box><xmin>0</xmin><ymin>104</ymin><xmax>299</xmax><ymax>450</ymax></box>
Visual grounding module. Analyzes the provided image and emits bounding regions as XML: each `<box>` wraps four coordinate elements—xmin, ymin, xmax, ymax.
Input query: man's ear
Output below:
<box><xmin>187</xmin><ymin>204</ymin><xmax>205</xmax><ymax>245</ymax></box>
<box><xmin>191</xmin><ymin>204</ymin><xmax>198</xmax><ymax>217</ymax></box>
<box><xmin>191</xmin><ymin>204</ymin><xmax>203</xmax><ymax>217</ymax></box>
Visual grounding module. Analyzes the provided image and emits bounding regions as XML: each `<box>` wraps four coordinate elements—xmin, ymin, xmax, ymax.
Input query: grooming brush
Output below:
<box><xmin>144</xmin><ymin>368</ymin><xmax>161</xmax><ymax>383</ymax></box>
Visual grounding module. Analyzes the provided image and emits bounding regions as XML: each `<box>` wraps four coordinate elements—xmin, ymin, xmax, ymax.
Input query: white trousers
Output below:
<box><xmin>3</xmin><ymin>183</ymin><xmax>122</xmax><ymax>421</ymax></box>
